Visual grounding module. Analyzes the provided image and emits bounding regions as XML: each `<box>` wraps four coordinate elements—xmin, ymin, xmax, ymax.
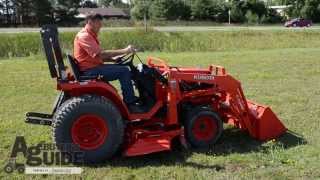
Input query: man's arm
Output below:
<box><xmin>99</xmin><ymin>49</ymin><xmax>128</xmax><ymax>62</ymax></box>
<box><xmin>76</xmin><ymin>33</ymin><xmax>134</xmax><ymax>63</ymax></box>
<box><xmin>99</xmin><ymin>45</ymin><xmax>134</xmax><ymax>62</ymax></box>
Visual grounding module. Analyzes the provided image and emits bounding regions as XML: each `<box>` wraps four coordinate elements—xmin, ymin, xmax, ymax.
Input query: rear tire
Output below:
<box><xmin>4</xmin><ymin>164</ymin><xmax>13</xmax><ymax>173</ymax></box>
<box><xmin>52</xmin><ymin>95</ymin><xmax>124</xmax><ymax>164</ymax></box>
<box><xmin>184</xmin><ymin>107</ymin><xmax>223</xmax><ymax>148</ymax></box>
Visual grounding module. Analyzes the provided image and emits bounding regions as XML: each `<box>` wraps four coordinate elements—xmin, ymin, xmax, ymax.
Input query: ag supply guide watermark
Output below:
<box><xmin>4</xmin><ymin>136</ymin><xmax>83</xmax><ymax>174</ymax></box>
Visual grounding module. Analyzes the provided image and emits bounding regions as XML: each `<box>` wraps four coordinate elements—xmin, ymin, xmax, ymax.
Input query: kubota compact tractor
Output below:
<box><xmin>25</xmin><ymin>25</ymin><xmax>287</xmax><ymax>163</ymax></box>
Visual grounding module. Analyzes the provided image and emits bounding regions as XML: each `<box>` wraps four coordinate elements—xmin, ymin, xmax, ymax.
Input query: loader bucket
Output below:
<box><xmin>247</xmin><ymin>101</ymin><xmax>287</xmax><ymax>141</ymax></box>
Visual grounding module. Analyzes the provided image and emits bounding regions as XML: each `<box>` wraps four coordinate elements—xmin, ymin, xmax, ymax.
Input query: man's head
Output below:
<box><xmin>85</xmin><ymin>13</ymin><xmax>103</xmax><ymax>34</ymax></box>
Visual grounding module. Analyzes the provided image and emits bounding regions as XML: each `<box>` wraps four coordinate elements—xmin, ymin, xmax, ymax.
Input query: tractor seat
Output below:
<box><xmin>67</xmin><ymin>54</ymin><xmax>102</xmax><ymax>81</ymax></box>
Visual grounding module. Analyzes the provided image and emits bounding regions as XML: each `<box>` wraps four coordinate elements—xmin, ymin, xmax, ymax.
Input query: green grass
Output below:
<box><xmin>0</xmin><ymin>48</ymin><xmax>319</xmax><ymax>179</ymax></box>
<box><xmin>1</xmin><ymin>30</ymin><xmax>320</xmax><ymax>58</ymax></box>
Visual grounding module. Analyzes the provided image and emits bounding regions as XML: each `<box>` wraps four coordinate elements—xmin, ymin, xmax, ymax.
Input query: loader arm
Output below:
<box><xmin>170</xmin><ymin>68</ymin><xmax>287</xmax><ymax>141</ymax></box>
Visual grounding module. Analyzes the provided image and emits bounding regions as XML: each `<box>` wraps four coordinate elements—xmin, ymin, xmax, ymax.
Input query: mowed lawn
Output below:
<box><xmin>0</xmin><ymin>48</ymin><xmax>319</xmax><ymax>179</ymax></box>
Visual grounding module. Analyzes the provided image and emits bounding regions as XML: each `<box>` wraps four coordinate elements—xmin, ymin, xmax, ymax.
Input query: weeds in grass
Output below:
<box><xmin>1</xmin><ymin>30</ymin><xmax>320</xmax><ymax>58</ymax></box>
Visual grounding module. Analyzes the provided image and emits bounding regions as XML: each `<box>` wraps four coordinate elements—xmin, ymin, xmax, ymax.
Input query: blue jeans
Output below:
<box><xmin>83</xmin><ymin>64</ymin><xmax>135</xmax><ymax>104</ymax></box>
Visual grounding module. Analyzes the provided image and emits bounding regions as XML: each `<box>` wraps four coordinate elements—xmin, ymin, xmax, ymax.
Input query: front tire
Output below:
<box><xmin>17</xmin><ymin>166</ymin><xmax>25</xmax><ymax>174</ymax></box>
<box><xmin>184</xmin><ymin>107</ymin><xmax>223</xmax><ymax>148</ymax></box>
<box><xmin>52</xmin><ymin>95</ymin><xmax>124</xmax><ymax>164</ymax></box>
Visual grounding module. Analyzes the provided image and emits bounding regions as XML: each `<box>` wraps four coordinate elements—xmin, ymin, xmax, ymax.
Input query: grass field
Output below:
<box><xmin>0</xmin><ymin>47</ymin><xmax>319</xmax><ymax>179</ymax></box>
<box><xmin>1</xmin><ymin>29</ymin><xmax>320</xmax><ymax>58</ymax></box>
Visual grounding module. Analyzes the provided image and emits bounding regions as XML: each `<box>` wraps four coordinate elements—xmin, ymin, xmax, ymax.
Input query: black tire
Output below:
<box><xmin>17</xmin><ymin>166</ymin><xmax>25</xmax><ymax>174</ymax></box>
<box><xmin>52</xmin><ymin>95</ymin><xmax>124</xmax><ymax>164</ymax></box>
<box><xmin>184</xmin><ymin>107</ymin><xmax>223</xmax><ymax>148</ymax></box>
<box><xmin>4</xmin><ymin>164</ymin><xmax>13</xmax><ymax>173</ymax></box>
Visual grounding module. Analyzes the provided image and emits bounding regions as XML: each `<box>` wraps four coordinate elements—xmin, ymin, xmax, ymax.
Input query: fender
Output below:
<box><xmin>57</xmin><ymin>81</ymin><xmax>130</xmax><ymax>119</ymax></box>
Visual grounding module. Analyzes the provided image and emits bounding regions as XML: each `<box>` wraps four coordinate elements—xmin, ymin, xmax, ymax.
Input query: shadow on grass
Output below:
<box><xmin>211</xmin><ymin>128</ymin><xmax>307</xmax><ymax>155</ymax></box>
<box><xmin>90</xmin><ymin>150</ymin><xmax>226</xmax><ymax>171</ymax></box>
<box><xmin>87</xmin><ymin>128</ymin><xmax>306</xmax><ymax>170</ymax></box>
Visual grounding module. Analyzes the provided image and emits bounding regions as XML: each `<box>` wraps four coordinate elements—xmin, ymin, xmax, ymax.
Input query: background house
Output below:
<box><xmin>269</xmin><ymin>5</ymin><xmax>292</xmax><ymax>18</ymax></box>
<box><xmin>77</xmin><ymin>7</ymin><xmax>129</xmax><ymax>19</ymax></box>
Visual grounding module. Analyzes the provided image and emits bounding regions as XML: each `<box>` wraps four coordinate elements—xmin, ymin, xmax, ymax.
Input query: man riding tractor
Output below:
<box><xmin>25</xmin><ymin>16</ymin><xmax>287</xmax><ymax>164</ymax></box>
<box><xmin>74</xmin><ymin>13</ymin><xmax>141</xmax><ymax>112</ymax></box>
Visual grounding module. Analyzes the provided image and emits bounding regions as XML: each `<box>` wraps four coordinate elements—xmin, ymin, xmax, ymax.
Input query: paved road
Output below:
<box><xmin>1</xmin><ymin>26</ymin><xmax>320</xmax><ymax>33</ymax></box>
<box><xmin>155</xmin><ymin>26</ymin><xmax>320</xmax><ymax>31</ymax></box>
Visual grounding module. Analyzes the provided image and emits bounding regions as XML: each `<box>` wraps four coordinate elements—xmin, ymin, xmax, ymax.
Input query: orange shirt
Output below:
<box><xmin>73</xmin><ymin>25</ymin><xmax>103</xmax><ymax>71</ymax></box>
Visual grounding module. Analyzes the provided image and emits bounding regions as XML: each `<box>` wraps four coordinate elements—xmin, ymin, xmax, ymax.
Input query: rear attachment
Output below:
<box><xmin>25</xmin><ymin>92</ymin><xmax>65</xmax><ymax>126</ymax></box>
<box><xmin>25</xmin><ymin>112</ymin><xmax>52</xmax><ymax>126</ymax></box>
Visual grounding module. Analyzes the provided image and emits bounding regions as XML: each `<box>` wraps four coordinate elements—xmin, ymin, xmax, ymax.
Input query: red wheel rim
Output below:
<box><xmin>192</xmin><ymin>115</ymin><xmax>218</xmax><ymax>141</ymax></box>
<box><xmin>71</xmin><ymin>114</ymin><xmax>108</xmax><ymax>150</ymax></box>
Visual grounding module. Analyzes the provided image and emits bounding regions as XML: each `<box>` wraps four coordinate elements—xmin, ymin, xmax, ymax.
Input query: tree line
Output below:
<box><xmin>0</xmin><ymin>0</ymin><xmax>124</xmax><ymax>26</ymax></box>
<box><xmin>0</xmin><ymin>0</ymin><xmax>320</xmax><ymax>27</ymax></box>
<box><xmin>131</xmin><ymin>0</ymin><xmax>280</xmax><ymax>24</ymax></box>
<box><xmin>132</xmin><ymin>0</ymin><xmax>320</xmax><ymax>24</ymax></box>
<box><xmin>0</xmin><ymin>0</ymin><xmax>79</xmax><ymax>26</ymax></box>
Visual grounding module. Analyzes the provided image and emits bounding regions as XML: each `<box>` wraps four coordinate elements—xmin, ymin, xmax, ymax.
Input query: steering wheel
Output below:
<box><xmin>114</xmin><ymin>51</ymin><xmax>169</xmax><ymax>85</ymax></box>
<box><xmin>114</xmin><ymin>53</ymin><xmax>135</xmax><ymax>65</ymax></box>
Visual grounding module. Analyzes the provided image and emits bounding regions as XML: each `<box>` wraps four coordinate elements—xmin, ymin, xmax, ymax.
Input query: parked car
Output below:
<box><xmin>285</xmin><ymin>18</ymin><xmax>312</xmax><ymax>27</ymax></box>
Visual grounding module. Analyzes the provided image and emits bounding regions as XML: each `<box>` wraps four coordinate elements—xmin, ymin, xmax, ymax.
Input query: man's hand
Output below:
<box><xmin>124</xmin><ymin>45</ymin><xmax>135</xmax><ymax>54</ymax></box>
<box><xmin>99</xmin><ymin>45</ymin><xmax>136</xmax><ymax>62</ymax></box>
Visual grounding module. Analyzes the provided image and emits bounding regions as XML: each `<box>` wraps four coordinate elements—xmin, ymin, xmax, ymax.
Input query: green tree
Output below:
<box><xmin>190</xmin><ymin>0</ymin><xmax>212</xmax><ymax>20</ymax></box>
<box><xmin>99</xmin><ymin>0</ymin><xmax>126</xmax><ymax>7</ymax></box>
<box><xmin>286</xmin><ymin>0</ymin><xmax>320</xmax><ymax>22</ymax></box>
<box><xmin>245</xmin><ymin>10</ymin><xmax>259</xmax><ymax>24</ymax></box>
<box><xmin>13</xmin><ymin>0</ymin><xmax>33</xmax><ymax>25</ymax></box>
<box><xmin>230</xmin><ymin>0</ymin><xmax>246</xmax><ymax>23</ymax></box>
<box><xmin>54</xmin><ymin>0</ymin><xmax>81</xmax><ymax>26</ymax></box>
<box><xmin>268</xmin><ymin>0</ymin><xmax>287</xmax><ymax>5</ymax></box>
<box><xmin>149</xmin><ymin>0</ymin><xmax>190</xmax><ymax>20</ymax></box>
<box><xmin>286</xmin><ymin>0</ymin><xmax>305</xmax><ymax>18</ymax></box>
<box><xmin>167</xmin><ymin>0</ymin><xmax>190</xmax><ymax>20</ymax></box>
<box><xmin>33</xmin><ymin>0</ymin><xmax>54</xmax><ymax>25</ymax></box>
<box><xmin>0</xmin><ymin>0</ymin><xmax>14</xmax><ymax>25</ymax></box>
<box><xmin>210</xmin><ymin>0</ymin><xmax>229</xmax><ymax>22</ymax></box>
<box><xmin>99</xmin><ymin>0</ymin><xmax>112</xmax><ymax>6</ymax></box>
<box><xmin>261</xmin><ymin>8</ymin><xmax>283</xmax><ymax>23</ymax></box>
<box><xmin>130</xmin><ymin>0</ymin><xmax>152</xmax><ymax>20</ymax></box>
<box><xmin>247</xmin><ymin>0</ymin><xmax>267</xmax><ymax>18</ymax></box>
<box><xmin>149</xmin><ymin>0</ymin><xmax>166</xmax><ymax>20</ymax></box>
<box><xmin>81</xmin><ymin>0</ymin><xmax>98</xmax><ymax>8</ymax></box>
<box><xmin>229</xmin><ymin>0</ymin><xmax>270</xmax><ymax>23</ymax></box>
<box><xmin>301</xmin><ymin>0</ymin><xmax>320</xmax><ymax>22</ymax></box>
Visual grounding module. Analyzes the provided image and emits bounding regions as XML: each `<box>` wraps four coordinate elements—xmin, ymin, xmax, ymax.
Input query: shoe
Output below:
<box><xmin>128</xmin><ymin>104</ymin><xmax>144</xmax><ymax>113</ymax></box>
<box><xmin>130</xmin><ymin>96</ymin><xmax>142</xmax><ymax>105</ymax></box>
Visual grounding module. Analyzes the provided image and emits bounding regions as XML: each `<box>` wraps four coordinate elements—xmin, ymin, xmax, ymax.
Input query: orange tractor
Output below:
<box><xmin>25</xmin><ymin>25</ymin><xmax>286</xmax><ymax>163</ymax></box>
